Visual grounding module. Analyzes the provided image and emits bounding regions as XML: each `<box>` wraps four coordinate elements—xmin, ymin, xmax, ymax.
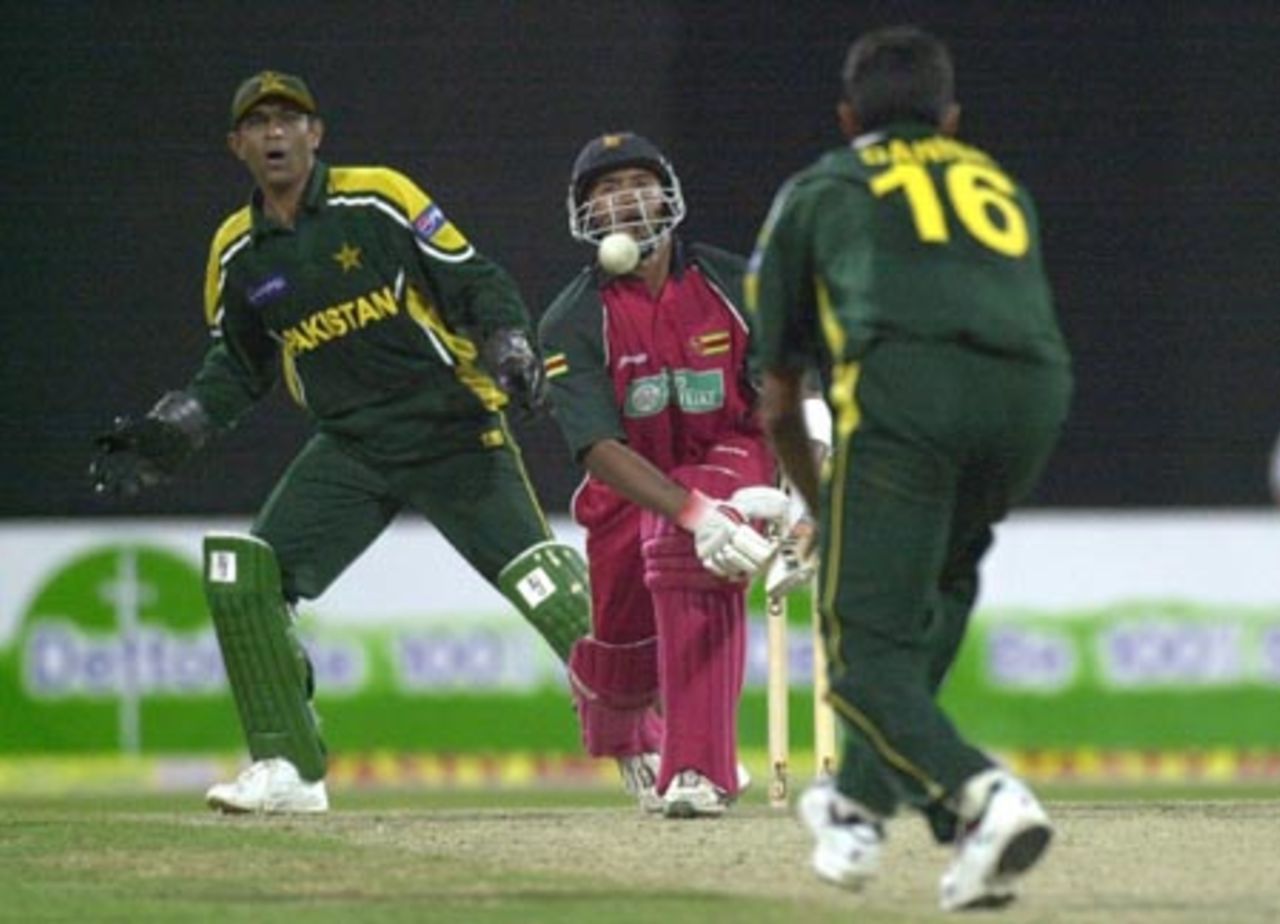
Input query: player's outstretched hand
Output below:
<box><xmin>90</xmin><ymin>416</ymin><xmax>184</xmax><ymax>497</ymax></box>
<box><xmin>89</xmin><ymin>391</ymin><xmax>213</xmax><ymax>498</ymax></box>
<box><xmin>482</xmin><ymin>328</ymin><xmax>547</xmax><ymax>412</ymax></box>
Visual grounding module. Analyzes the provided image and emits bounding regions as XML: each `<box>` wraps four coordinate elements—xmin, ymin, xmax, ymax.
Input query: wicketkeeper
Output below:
<box><xmin>89</xmin><ymin>71</ymin><xmax>591</xmax><ymax>813</ymax></box>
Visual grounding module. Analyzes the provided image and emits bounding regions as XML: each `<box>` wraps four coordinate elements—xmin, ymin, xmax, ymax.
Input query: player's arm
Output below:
<box><xmin>385</xmin><ymin>169</ymin><xmax>543</xmax><ymax>408</ymax></box>
<box><xmin>90</xmin><ymin>230</ymin><xmax>275</xmax><ymax>497</ymax></box>
<box><xmin>581</xmin><ymin>438</ymin><xmax>689</xmax><ymax>520</ymax></box>
<box><xmin>749</xmin><ymin>179</ymin><xmax>823</xmax><ymax>514</ymax></box>
<box><xmin>760</xmin><ymin>369</ymin><xmax>818</xmax><ymax>514</ymax></box>
<box><xmin>540</xmin><ymin>283</ymin><xmax>780</xmax><ymax>579</ymax></box>
<box><xmin>538</xmin><ymin>282</ymin><xmax>690</xmax><ymax>517</ymax></box>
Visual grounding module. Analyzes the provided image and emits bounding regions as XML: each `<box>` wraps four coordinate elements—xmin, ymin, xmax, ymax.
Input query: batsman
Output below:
<box><xmin>89</xmin><ymin>71</ymin><xmax>590</xmax><ymax>813</ymax></box>
<box><xmin>539</xmin><ymin>133</ymin><xmax>786</xmax><ymax>817</ymax></box>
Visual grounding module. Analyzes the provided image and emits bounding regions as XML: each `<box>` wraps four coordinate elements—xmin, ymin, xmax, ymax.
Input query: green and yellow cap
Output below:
<box><xmin>230</xmin><ymin>70</ymin><xmax>317</xmax><ymax>127</ymax></box>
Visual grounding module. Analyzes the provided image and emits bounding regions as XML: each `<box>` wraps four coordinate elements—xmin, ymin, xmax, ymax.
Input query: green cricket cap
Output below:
<box><xmin>230</xmin><ymin>70</ymin><xmax>317</xmax><ymax>126</ymax></box>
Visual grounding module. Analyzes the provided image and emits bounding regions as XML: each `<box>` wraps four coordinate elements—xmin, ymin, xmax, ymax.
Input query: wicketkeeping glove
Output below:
<box><xmin>481</xmin><ymin>328</ymin><xmax>547</xmax><ymax>411</ymax></box>
<box><xmin>676</xmin><ymin>489</ymin><xmax>779</xmax><ymax>582</ymax></box>
<box><xmin>90</xmin><ymin>391</ymin><xmax>212</xmax><ymax>497</ymax></box>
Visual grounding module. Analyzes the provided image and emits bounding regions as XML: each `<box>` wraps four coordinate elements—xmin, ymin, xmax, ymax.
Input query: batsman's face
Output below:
<box><xmin>585</xmin><ymin>168</ymin><xmax>665</xmax><ymax>239</ymax></box>
<box><xmin>228</xmin><ymin>101</ymin><xmax>322</xmax><ymax>192</ymax></box>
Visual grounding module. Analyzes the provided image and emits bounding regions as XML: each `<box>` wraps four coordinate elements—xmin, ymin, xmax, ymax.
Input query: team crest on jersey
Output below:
<box><xmin>246</xmin><ymin>273</ymin><xmax>288</xmax><ymax>307</ymax></box>
<box><xmin>414</xmin><ymin>204</ymin><xmax>447</xmax><ymax>239</ymax></box>
<box><xmin>691</xmin><ymin>330</ymin><xmax>731</xmax><ymax>357</ymax></box>
<box><xmin>625</xmin><ymin>373</ymin><xmax>670</xmax><ymax>418</ymax></box>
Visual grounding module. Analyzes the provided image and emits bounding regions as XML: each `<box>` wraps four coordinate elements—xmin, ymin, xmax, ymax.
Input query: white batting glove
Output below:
<box><xmin>725</xmin><ymin>485</ymin><xmax>790</xmax><ymax>522</ymax></box>
<box><xmin>677</xmin><ymin>490</ymin><xmax>777</xmax><ymax>581</ymax></box>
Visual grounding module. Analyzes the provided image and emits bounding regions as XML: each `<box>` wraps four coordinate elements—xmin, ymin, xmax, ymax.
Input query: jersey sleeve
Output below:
<box><xmin>367</xmin><ymin>167</ymin><xmax>532</xmax><ymax>338</ymax></box>
<box><xmin>186</xmin><ymin>218</ymin><xmax>277</xmax><ymax>426</ymax></box>
<box><xmin>746</xmin><ymin>177</ymin><xmax>822</xmax><ymax>374</ymax></box>
<box><xmin>537</xmin><ymin>277</ymin><xmax>626</xmax><ymax>461</ymax></box>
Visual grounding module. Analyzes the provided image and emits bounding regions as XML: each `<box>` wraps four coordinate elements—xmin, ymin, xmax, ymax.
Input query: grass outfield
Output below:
<box><xmin>3</xmin><ymin>786</ymin><xmax>1279</xmax><ymax>923</ymax></box>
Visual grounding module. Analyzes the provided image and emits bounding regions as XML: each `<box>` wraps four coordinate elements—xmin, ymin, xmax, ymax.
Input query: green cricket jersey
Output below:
<box><xmin>188</xmin><ymin>161</ymin><xmax>529</xmax><ymax>463</ymax></box>
<box><xmin>747</xmin><ymin>123</ymin><xmax>1070</xmax><ymax>374</ymax></box>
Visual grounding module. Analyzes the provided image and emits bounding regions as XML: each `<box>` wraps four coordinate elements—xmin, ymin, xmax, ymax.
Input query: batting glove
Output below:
<box><xmin>677</xmin><ymin>490</ymin><xmax>777</xmax><ymax>581</ymax></box>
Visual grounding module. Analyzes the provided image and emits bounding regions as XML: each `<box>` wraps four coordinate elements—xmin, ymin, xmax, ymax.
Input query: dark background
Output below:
<box><xmin>3</xmin><ymin>1</ymin><xmax>1277</xmax><ymax>517</ymax></box>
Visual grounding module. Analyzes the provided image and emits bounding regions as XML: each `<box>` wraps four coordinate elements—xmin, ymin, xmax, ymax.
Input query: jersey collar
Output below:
<box><xmin>249</xmin><ymin>160</ymin><xmax>330</xmax><ymax>240</ymax></box>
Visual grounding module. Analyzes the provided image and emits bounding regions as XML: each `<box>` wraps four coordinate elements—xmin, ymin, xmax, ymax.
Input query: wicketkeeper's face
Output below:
<box><xmin>228</xmin><ymin>100</ymin><xmax>322</xmax><ymax>192</ymax></box>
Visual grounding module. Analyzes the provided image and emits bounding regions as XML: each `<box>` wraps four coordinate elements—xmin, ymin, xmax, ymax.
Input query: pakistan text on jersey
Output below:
<box><xmin>858</xmin><ymin>136</ymin><xmax>994</xmax><ymax>169</ymax></box>
<box><xmin>281</xmin><ymin>285</ymin><xmax>399</xmax><ymax>354</ymax></box>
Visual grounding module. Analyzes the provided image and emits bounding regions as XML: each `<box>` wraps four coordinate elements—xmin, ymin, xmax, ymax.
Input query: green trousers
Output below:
<box><xmin>252</xmin><ymin>431</ymin><xmax>551</xmax><ymax>601</ymax></box>
<box><xmin>820</xmin><ymin>339</ymin><xmax>1071</xmax><ymax>840</ymax></box>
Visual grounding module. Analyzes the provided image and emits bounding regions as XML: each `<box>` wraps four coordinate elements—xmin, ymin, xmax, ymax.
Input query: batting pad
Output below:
<box><xmin>642</xmin><ymin>532</ymin><xmax>745</xmax><ymax>796</ymax></box>
<box><xmin>497</xmin><ymin>541</ymin><xmax>591</xmax><ymax>661</ymax></box>
<box><xmin>203</xmin><ymin>533</ymin><xmax>326</xmax><ymax>782</ymax></box>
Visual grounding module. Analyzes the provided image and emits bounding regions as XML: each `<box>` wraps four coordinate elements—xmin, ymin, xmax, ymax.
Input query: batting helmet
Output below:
<box><xmin>566</xmin><ymin>132</ymin><xmax>686</xmax><ymax>251</ymax></box>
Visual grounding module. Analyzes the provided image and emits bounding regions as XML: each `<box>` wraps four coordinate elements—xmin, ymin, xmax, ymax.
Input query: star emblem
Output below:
<box><xmin>333</xmin><ymin>242</ymin><xmax>362</xmax><ymax>272</ymax></box>
<box><xmin>259</xmin><ymin>72</ymin><xmax>287</xmax><ymax>94</ymax></box>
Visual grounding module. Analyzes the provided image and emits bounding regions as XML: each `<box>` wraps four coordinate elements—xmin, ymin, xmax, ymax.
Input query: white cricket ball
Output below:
<box><xmin>597</xmin><ymin>232</ymin><xmax>640</xmax><ymax>275</ymax></box>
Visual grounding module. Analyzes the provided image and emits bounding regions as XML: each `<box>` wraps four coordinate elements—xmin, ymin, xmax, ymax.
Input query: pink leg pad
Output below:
<box><xmin>568</xmin><ymin>636</ymin><xmax>661</xmax><ymax>757</ymax></box>
<box><xmin>641</xmin><ymin>528</ymin><xmax>746</xmax><ymax>796</ymax></box>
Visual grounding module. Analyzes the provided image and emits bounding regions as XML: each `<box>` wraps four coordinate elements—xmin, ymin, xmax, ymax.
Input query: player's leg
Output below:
<box><xmin>570</xmin><ymin>506</ymin><xmax>664</xmax><ymax>805</ymax></box>
<box><xmin>937</xmin><ymin>353</ymin><xmax>1071</xmax><ymax>910</ymax></box>
<box><xmin>918</xmin><ymin>517</ymin><xmax>994</xmax><ymax>844</ymax></box>
<box><xmin>818</xmin><ymin>344</ymin><xmax>995</xmax><ymax>814</ymax></box>
<box><xmin>390</xmin><ymin>439</ymin><xmax>590</xmax><ymax>661</ymax></box>
<box><xmin>642</xmin><ymin>443</ymin><xmax>773</xmax><ymax>815</ymax></box>
<box><xmin>206</xmin><ymin>434</ymin><xmax>398</xmax><ymax>812</ymax></box>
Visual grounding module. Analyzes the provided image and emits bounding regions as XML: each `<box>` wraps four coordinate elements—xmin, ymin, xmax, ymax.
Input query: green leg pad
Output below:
<box><xmin>203</xmin><ymin>532</ymin><xmax>327</xmax><ymax>781</ymax></box>
<box><xmin>497</xmin><ymin>541</ymin><xmax>591</xmax><ymax>663</ymax></box>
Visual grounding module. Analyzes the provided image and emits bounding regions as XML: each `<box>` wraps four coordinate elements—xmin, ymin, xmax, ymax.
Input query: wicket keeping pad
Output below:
<box><xmin>203</xmin><ymin>533</ymin><xmax>326</xmax><ymax>781</ymax></box>
<box><xmin>497</xmin><ymin>541</ymin><xmax>591</xmax><ymax>661</ymax></box>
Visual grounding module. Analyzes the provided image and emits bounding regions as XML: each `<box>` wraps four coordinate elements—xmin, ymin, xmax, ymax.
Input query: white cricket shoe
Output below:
<box><xmin>797</xmin><ymin>781</ymin><xmax>884</xmax><ymax>890</ymax></box>
<box><xmin>661</xmin><ymin>769</ymin><xmax>729</xmax><ymax>818</ymax></box>
<box><xmin>617</xmin><ymin>753</ymin><xmax>663</xmax><ymax>813</ymax></box>
<box><xmin>939</xmin><ymin>770</ymin><xmax>1052</xmax><ymax>912</ymax></box>
<box><xmin>205</xmin><ymin>758</ymin><xmax>329</xmax><ymax>815</ymax></box>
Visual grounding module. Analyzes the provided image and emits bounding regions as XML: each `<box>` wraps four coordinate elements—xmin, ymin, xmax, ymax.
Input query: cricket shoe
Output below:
<box><xmin>797</xmin><ymin>781</ymin><xmax>884</xmax><ymax>890</ymax></box>
<box><xmin>206</xmin><ymin>758</ymin><xmax>329</xmax><ymax>815</ymax></box>
<box><xmin>661</xmin><ymin>769</ymin><xmax>730</xmax><ymax>818</ymax></box>
<box><xmin>617</xmin><ymin>752</ymin><xmax>663</xmax><ymax>813</ymax></box>
<box><xmin>939</xmin><ymin>770</ymin><xmax>1052</xmax><ymax>912</ymax></box>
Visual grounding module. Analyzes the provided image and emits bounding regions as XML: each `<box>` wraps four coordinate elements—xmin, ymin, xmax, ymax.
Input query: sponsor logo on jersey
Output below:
<box><xmin>246</xmin><ymin>273</ymin><xmax>288</xmax><ymax>307</ymax></box>
<box><xmin>671</xmin><ymin>368</ymin><xmax>724</xmax><ymax>413</ymax></box>
<box><xmin>616</xmin><ymin>352</ymin><xmax>649</xmax><ymax>369</ymax></box>
<box><xmin>691</xmin><ymin>330</ymin><xmax>731</xmax><ymax>357</ymax></box>
<box><xmin>624</xmin><ymin>368</ymin><xmax>725</xmax><ymax>417</ymax></box>
<box><xmin>544</xmin><ymin>353</ymin><xmax>569</xmax><ymax>379</ymax></box>
<box><xmin>414</xmin><ymin>204</ymin><xmax>447</xmax><ymax>240</ymax></box>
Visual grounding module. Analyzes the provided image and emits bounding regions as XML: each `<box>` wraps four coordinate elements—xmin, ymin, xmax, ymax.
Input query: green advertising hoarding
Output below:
<box><xmin>3</xmin><ymin>540</ymin><xmax>1280</xmax><ymax>757</ymax></box>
